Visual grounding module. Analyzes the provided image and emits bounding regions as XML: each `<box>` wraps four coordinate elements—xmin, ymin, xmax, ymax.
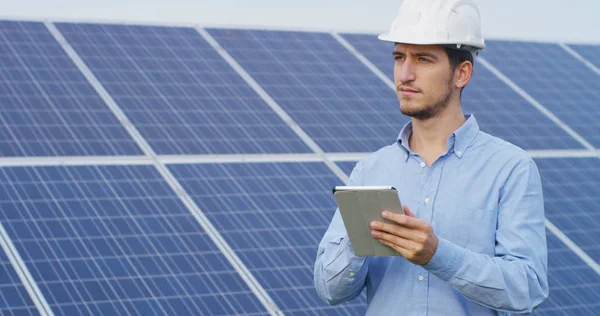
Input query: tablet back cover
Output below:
<box><xmin>333</xmin><ymin>189</ymin><xmax>403</xmax><ymax>256</ymax></box>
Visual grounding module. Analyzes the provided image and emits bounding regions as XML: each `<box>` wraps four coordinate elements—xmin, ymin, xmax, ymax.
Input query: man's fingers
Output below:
<box><xmin>370</xmin><ymin>220</ymin><xmax>415</xmax><ymax>240</ymax></box>
<box><xmin>403</xmin><ymin>205</ymin><xmax>415</xmax><ymax>217</ymax></box>
<box><xmin>371</xmin><ymin>230</ymin><xmax>419</xmax><ymax>253</ymax></box>
<box><xmin>379</xmin><ymin>210</ymin><xmax>426</xmax><ymax>230</ymax></box>
<box><xmin>378</xmin><ymin>239</ymin><xmax>410</xmax><ymax>257</ymax></box>
<box><xmin>371</xmin><ymin>223</ymin><xmax>429</xmax><ymax>244</ymax></box>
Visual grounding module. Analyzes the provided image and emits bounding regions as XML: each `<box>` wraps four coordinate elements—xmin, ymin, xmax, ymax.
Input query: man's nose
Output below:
<box><xmin>396</xmin><ymin>59</ymin><xmax>416</xmax><ymax>84</ymax></box>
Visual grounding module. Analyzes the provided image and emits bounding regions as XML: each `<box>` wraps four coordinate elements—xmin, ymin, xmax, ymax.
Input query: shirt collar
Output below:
<box><xmin>396</xmin><ymin>113</ymin><xmax>480</xmax><ymax>160</ymax></box>
<box><xmin>452</xmin><ymin>113</ymin><xmax>480</xmax><ymax>157</ymax></box>
<box><xmin>397</xmin><ymin>121</ymin><xmax>413</xmax><ymax>161</ymax></box>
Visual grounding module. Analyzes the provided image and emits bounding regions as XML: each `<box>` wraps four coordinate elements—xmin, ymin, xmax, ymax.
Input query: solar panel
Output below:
<box><xmin>0</xmin><ymin>21</ymin><xmax>142</xmax><ymax>157</ymax></box>
<box><xmin>0</xmin><ymin>18</ymin><xmax>598</xmax><ymax>316</ymax></box>
<box><xmin>55</xmin><ymin>23</ymin><xmax>311</xmax><ymax>155</ymax></box>
<box><xmin>335</xmin><ymin>161</ymin><xmax>358</xmax><ymax>176</ymax></box>
<box><xmin>536</xmin><ymin>231</ymin><xmax>600</xmax><ymax>315</ymax></box>
<box><xmin>481</xmin><ymin>40</ymin><xmax>600</xmax><ymax>148</ymax></box>
<box><xmin>338</xmin><ymin>34</ymin><xmax>395</xmax><ymax>80</ymax></box>
<box><xmin>0</xmin><ymin>247</ymin><xmax>40</xmax><ymax>315</ymax></box>
<box><xmin>169</xmin><ymin>162</ymin><xmax>366</xmax><ymax>315</ymax></box>
<box><xmin>208</xmin><ymin>29</ymin><xmax>408</xmax><ymax>153</ymax></box>
<box><xmin>535</xmin><ymin>158</ymin><xmax>600</xmax><ymax>261</ymax></box>
<box><xmin>340</xmin><ymin>34</ymin><xmax>585</xmax><ymax>150</ymax></box>
<box><xmin>0</xmin><ymin>165</ymin><xmax>267</xmax><ymax>316</ymax></box>
<box><xmin>568</xmin><ymin>44</ymin><xmax>600</xmax><ymax>69</ymax></box>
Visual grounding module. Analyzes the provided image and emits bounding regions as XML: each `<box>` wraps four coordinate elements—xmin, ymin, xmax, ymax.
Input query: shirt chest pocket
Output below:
<box><xmin>432</xmin><ymin>184</ymin><xmax>499</xmax><ymax>254</ymax></box>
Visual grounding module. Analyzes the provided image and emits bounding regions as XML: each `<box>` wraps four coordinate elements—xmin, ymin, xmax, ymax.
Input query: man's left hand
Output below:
<box><xmin>370</xmin><ymin>206</ymin><xmax>439</xmax><ymax>265</ymax></box>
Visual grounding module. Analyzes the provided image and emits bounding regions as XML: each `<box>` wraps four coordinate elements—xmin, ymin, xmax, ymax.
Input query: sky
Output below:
<box><xmin>0</xmin><ymin>0</ymin><xmax>598</xmax><ymax>44</ymax></box>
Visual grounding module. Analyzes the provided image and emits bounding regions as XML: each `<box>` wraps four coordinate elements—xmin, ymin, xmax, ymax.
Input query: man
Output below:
<box><xmin>313</xmin><ymin>0</ymin><xmax>549</xmax><ymax>315</ymax></box>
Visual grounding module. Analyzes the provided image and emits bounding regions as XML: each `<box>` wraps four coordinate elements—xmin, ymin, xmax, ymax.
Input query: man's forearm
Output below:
<box><xmin>314</xmin><ymin>236</ymin><xmax>369</xmax><ymax>305</ymax></box>
<box><xmin>423</xmin><ymin>237</ymin><xmax>548</xmax><ymax>313</ymax></box>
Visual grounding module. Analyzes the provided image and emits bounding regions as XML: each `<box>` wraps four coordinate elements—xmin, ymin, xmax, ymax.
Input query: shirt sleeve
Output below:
<box><xmin>314</xmin><ymin>160</ymin><xmax>369</xmax><ymax>305</ymax></box>
<box><xmin>422</xmin><ymin>157</ymin><xmax>549</xmax><ymax>313</ymax></box>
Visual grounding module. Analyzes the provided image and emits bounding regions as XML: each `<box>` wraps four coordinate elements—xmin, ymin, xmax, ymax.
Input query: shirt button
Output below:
<box><xmin>457</xmin><ymin>151</ymin><xmax>462</xmax><ymax>156</ymax></box>
<box><xmin>349</xmin><ymin>272</ymin><xmax>355</xmax><ymax>277</ymax></box>
<box><xmin>418</xmin><ymin>275</ymin><xmax>424</xmax><ymax>281</ymax></box>
<box><xmin>420</xmin><ymin>162</ymin><xmax>425</xmax><ymax>168</ymax></box>
<box><xmin>424</xmin><ymin>198</ymin><xmax>430</xmax><ymax>204</ymax></box>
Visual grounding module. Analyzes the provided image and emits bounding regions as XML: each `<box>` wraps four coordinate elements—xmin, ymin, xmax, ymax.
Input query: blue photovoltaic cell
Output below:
<box><xmin>0</xmin><ymin>165</ymin><xmax>267</xmax><ymax>316</ymax></box>
<box><xmin>169</xmin><ymin>162</ymin><xmax>366</xmax><ymax>315</ymax></box>
<box><xmin>536</xmin><ymin>231</ymin><xmax>600</xmax><ymax>315</ymax></box>
<box><xmin>55</xmin><ymin>23</ymin><xmax>311</xmax><ymax>155</ymax></box>
<box><xmin>335</xmin><ymin>161</ymin><xmax>358</xmax><ymax>176</ymax></box>
<box><xmin>0</xmin><ymin>247</ymin><xmax>40</xmax><ymax>315</ymax></box>
<box><xmin>568</xmin><ymin>44</ymin><xmax>600</xmax><ymax>69</ymax></box>
<box><xmin>339</xmin><ymin>34</ymin><xmax>395</xmax><ymax>81</ymax></box>
<box><xmin>0</xmin><ymin>21</ymin><xmax>142</xmax><ymax>157</ymax></box>
<box><xmin>535</xmin><ymin>158</ymin><xmax>600</xmax><ymax>262</ymax></box>
<box><xmin>208</xmin><ymin>28</ymin><xmax>408</xmax><ymax>153</ymax></box>
<box><xmin>340</xmin><ymin>34</ymin><xmax>584</xmax><ymax>150</ymax></box>
<box><xmin>481</xmin><ymin>41</ymin><xmax>600</xmax><ymax>147</ymax></box>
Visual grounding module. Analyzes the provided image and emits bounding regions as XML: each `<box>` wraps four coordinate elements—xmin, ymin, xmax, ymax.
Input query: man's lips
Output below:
<box><xmin>399</xmin><ymin>87</ymin><xmax>420</xmax><ymax>96</ymax></box>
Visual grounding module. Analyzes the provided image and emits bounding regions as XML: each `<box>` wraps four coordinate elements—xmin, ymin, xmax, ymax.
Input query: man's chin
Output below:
<box><xmin>400</xmin><ymin>106</ymin><xmax>433</xmax><ymax>120</ymax></box>
<box><xmin>400</xmin><ymin>104</ymin><xmax>421</xmax><ymax>116</ymax></box>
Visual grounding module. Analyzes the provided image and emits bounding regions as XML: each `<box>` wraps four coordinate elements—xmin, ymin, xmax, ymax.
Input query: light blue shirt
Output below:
<box><xmin>314</xmin><ymin>114</ymin><xmax>549</xmax><ymax>315</ymax></box>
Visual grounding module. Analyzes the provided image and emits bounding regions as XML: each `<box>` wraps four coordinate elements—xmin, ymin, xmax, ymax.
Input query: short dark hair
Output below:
<box><xmin>444</xmin><ymin>47</ymin><xmax>474</xmax><ymax>70</ymax></box>
<box><xmin>443</xmin><ymin>47</ymin><xmax>474</xmax><ymax>95</ymax></box>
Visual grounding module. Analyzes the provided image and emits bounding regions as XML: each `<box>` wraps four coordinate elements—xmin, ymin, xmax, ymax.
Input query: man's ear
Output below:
<box><xmin>455</xmin><ymin>61</ymin><xmax>473</xmax><ymax>90</ymax></box>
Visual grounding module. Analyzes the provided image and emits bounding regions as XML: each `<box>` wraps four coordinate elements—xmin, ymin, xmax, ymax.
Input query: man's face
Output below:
<box><xmin>393</xmin><ymin>43</ymin><xmax>455</xmax><ymax>120</ymax></box>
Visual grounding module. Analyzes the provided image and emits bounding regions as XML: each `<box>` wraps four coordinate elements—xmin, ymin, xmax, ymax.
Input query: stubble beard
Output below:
<box><xmin>399</xmin><ymin>77</ymin><xmax>454</xmax><ymax>120</ymax></box>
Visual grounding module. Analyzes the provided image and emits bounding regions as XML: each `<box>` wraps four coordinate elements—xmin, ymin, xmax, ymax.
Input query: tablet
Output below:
<box><xmin>332</xmin><ymin>186</ymin><xmax>404</xmax><ymax>256</ymax></box>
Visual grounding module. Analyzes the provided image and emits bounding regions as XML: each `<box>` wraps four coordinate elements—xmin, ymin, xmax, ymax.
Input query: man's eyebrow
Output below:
<box><xmin>413</xmin><ymin>52</ymin><xmax>438</xmax><ymax>60</ymax></box>
<box><xmin>392</xmin><ymin>51</ymin><xmax>439</xmax><ymax>60</ymax></box>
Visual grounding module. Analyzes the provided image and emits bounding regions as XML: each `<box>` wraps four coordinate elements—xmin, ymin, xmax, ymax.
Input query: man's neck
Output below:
<box><xmin>409</xmin><ymin>105</ymin><xmax>466</xmax><ymax>156</ymax></box>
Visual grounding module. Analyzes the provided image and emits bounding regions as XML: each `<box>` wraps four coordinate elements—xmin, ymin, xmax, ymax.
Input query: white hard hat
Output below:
<box><xmin>378</xmin><ymin>0</ymin><xmax>485</xmax><ymax>52</ymax></box>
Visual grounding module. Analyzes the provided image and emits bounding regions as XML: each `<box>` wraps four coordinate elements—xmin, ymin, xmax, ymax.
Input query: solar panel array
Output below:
<box><xmin>208</xmin><ymin>29</ymin><xmax>406</xmax><ymax>153</ymax></box>
<box><xmin>169</xmin><ymin>162</ymin><xmax>366</xmax><ymax>315</ymax></box>
<box><xmin>0</xmin><ymin>164</ymin><xmax>270</xmax><ymax>315</ymax></box>
<box><xmin>481</xmin><ymin>41</ymin><xmax>600</xmax><ymax>148</ymax></box>
<box><xmin>0</xmin><ymin>18</ymin><xmax>599</xmax><ymax>316</ymax></box>
<box><xmin>56</xmin><ymin>23</ymin><xmax>311</xmax><ymax>155</ymax></box>
<box><xmin>0</xmin><ymin>21</ymin><xmax>142</xmax><ymax>156</ymax></box>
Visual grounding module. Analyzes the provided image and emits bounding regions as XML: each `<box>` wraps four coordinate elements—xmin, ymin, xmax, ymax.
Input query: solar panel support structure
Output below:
<box><xmin>0</xmin><ymin>150</ymin><xmax>597</xmax><ymax>169</ymax></box>
<box><xmin>159</xmin><ymin>153</ymin><xmax>324</xmax><ymax>164</ymax></box>
<box><xmin>44</xmin><ymin>21</ymin><xmax>284</xmax><ymax>316</ymax></box>
<box><xmin>326</xmin><ymin>152</ymin><xmax>370</xmax><ymax>162</ymax></box>
<box><xmin>559</xmin><ymin>43</ymin><xmax>600</xmax><ymax>77</ymax></box>
<box><xmin>160</xmin><ymin>150</ymin><xmax>598</xmax><ymax>163</ymax></box>
<box><xmin>330</xmin><ymin>33</ymin><xmax>600</xmax><ymax>277</ymax></box>
<box><xmin>0</xmin><ymin>222</ymin><xmax>54</xmax><ymax>316</ymax></box>
<box><xmin>0</xmin><ymin>156</ymin><xmax>153</xmax><ymax>167</ymax></box>
<box><xmin>525</xmin><ymin>149</ymin><xmax>598</xmax><ymax>159</ymax></box>
<box><xmin>195</xmin><ymin>26</ymin><xmax>350</xmax><ymax>183</ymax></box>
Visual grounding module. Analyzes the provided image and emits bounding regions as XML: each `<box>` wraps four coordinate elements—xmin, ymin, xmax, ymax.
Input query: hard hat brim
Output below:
<box><xmin>378</xmin><ymin>32</ymin><xmax>485</xmax><ymax>50</ymax></box>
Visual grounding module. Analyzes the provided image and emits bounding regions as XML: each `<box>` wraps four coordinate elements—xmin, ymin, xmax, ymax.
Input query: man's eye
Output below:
<box><xmin>394</xmin><ymin>55</ymin><xmax>404</xmax><ymax>61</ymax></box>
<box><xmin>419</xmin><ymin>57</ymin><xmax>430</xmax><ymax>63</ymax></box>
